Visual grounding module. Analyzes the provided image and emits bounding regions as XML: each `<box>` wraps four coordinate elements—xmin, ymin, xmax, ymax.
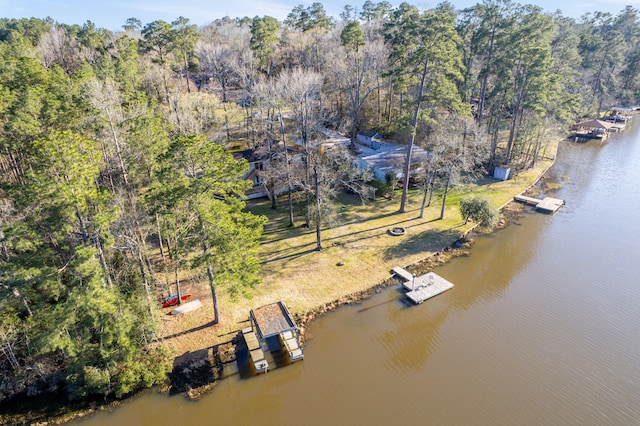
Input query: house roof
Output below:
<box><xmin>358</xmin><ymin>130</ymin><xmax>382</xmax><ymax>138</ymax></box>
<box><xmin>232</xmin><ymin>149</ymin><xmax>256</xmax><ymax>162</ymax></box>
<box><xmin>357</xmin><ymin>142</ymin><xmax>430</xmax><ymax>177</ymax></box>
<box><xmin>573</xmin><ymin>119</ymin><xmax>615</xmax><ymax>130</ymax></box>
<box><xmin>250</xmin><ymin>301</ymin><xmax>298</xmax><ymax>339</ymax></box>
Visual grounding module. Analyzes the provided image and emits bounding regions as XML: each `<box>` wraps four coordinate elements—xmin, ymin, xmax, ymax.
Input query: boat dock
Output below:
<box><xmin>514</xmin><ymin>194</ymin><xmax>565</xmax><ymax>214</ymax></box>
<box><xmin>242</xmin><ymin>327</ymin><xmax>269</xmax><ymax>373</ymax></box>
<box><xmin>392</xmin><ymin>267</ymin><xmax>454</xmax><ymax>305</ymax></box>
<box><xmin>241</xmin><ymin>301</ymin><xmax>304</xmax><ymax>376</ymax></box>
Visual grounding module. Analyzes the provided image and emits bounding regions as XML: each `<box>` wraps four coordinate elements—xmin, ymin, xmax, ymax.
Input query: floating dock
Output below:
<box><xmin>392</xmin><ymin>267</ymin><xmax>454</xmax><ymax>305</ymax></box>
<box><xmin>514</xmin><ymin>194</ymin><xmax>565</xmax><ymax>214</ymax></box>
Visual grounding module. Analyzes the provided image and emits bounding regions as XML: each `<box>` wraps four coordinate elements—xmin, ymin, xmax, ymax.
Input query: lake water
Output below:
<box><xmin>76</xmin><ymin>119</ymin><xmax>640</xmax><ymax>425</ymax></box>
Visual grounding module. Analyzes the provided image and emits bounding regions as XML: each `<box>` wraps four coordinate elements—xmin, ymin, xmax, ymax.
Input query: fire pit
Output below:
<box><xmin>388</xmin><ymin>226</ymin><xmax>406</xmax><ymax>236</ymax></box>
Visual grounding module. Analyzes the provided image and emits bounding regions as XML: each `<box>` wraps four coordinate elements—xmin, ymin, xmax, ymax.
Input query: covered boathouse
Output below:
<box><xmin>571</xmin><ymin>119</ymin><xmax>615</xmax><ymax>141</ymax></box>
<box><xmin>242</xmin><ymin>301</ymin><xmax>304</xmax><ymax>374</ymax></box>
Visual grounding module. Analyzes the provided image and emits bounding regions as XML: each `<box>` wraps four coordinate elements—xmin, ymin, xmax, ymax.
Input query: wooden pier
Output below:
<box><xmin>514</xmin><ymin>194</ymin><xmax>565</xmax><ymax>214</ymax></box>
<box><xmin>392</xmin><ymin>266</ymin><xmax>414</xmax><ymax>282</ymax></box>
<box><xmin>242</xmin><ymin>327</ymin><xmax>269</xmax><ymax>374</ymax></box>
<box><xmin>392</xmin><ymin>267</ymin><xmax>454</xmax><ymax>305</ymax></box>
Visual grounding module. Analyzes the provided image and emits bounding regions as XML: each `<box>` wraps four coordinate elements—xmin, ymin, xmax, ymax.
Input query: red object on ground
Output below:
<box><xmin>161</xmin><ymin>292</ymin><xmax>191</xmax><ymax>307</ymax></box>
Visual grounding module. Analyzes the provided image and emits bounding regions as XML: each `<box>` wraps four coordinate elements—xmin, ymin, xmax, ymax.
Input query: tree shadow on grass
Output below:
<box><xmin>260</xmin><ymin>207</ymin><xmax>406</xmax><ymax>246</ymax></box>
<box><xmin>381</xmin><ymin>228</ymin><xmax>464</xmax><ymax>262</ymax></box>
<box><xmin>260</xmin><ymin>214</ymin><xmax>465</xmax><ymax>266</ymax></box>
<box><xmin>260</xmin><ymin>246</ymin><xmax>318</xmax><ymax>265</ymax></box>
<box><xmin>260</xmin><ymin>215</ymin><xmax>418</xmax><ymax>265</ymax></box>
<box><xmin>162</xmin><ymin>320</ymin><xmax>216</xmax><ymax>341</ymax></box>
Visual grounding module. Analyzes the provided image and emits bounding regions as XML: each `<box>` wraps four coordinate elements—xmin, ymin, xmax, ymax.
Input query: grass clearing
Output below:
<box><xmin>158</xmin><ymin>142</ymin><xmax>559</xmax><ymax>359</ymax></box>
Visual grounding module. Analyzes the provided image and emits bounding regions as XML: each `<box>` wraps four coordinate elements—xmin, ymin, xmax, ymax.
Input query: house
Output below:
<box><xmin>232</xmin><ymin>143</ymin><xmax>302</xmax><ymax>200</ymax></box>
<box><xmin>356</xmin><ymin>142</ymin><xmax>430</xmax><ymax>182</ymax></box>
<box><xmin>295</xmin><ymin>126</ymin><xmax>351</xmax><ymax>150</ymax></box>
<box><xmin>357</xmin><ymin>130</ymin><xmax>383</xmax><ymax>149</ymax></box>
<box><xmin>311</xmin><ymin>126</ymin><xmax>431</xmax><ymax>183</ymax></box>
<box><xmin>233</xmin><ymin>149</ymin><xmax>269</xmax><ymax>199</ymax></box>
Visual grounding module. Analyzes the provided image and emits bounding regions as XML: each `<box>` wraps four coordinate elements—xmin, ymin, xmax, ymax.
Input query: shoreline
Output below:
<box><xmin>0</xmin><ymin>140</ymin><xmax>561</xmax><ymax>424</ymax></box>
<box><xmin>292</xmin><ymin>200</ymin><xmax>526</xmax><ymax>346</ymax></box>
<box><xmin>179</xmin><ymin>193</ymin><xmax>530</xmax><ymax>404</ymax></box>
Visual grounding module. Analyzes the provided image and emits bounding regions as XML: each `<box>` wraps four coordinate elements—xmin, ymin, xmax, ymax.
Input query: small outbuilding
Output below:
<box><xmin>357</xmin><ymin>130</ymin><xmax>384</xmax><ymax>149</ymax></box>
<box><xmin>493</xmin><ymin>166</ymin><xmax>511</xmax><ymax>181</ymax></box>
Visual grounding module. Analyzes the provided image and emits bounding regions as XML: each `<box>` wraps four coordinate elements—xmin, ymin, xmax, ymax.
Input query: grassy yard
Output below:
<box><xmin>157</xmin><ymin>144</ymin><xmax>558</xmax><ymax>357</ymax></box>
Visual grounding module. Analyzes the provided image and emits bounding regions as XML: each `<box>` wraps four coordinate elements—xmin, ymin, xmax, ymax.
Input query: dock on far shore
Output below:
<box><xmin>392</xmin><ymin>267</ymin><xmax>454</xmax><ymax>305</ymax></box>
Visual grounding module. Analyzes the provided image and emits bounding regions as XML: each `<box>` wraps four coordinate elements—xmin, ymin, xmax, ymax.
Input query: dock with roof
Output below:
<box><xmin>242</xmin><ymin>301</ymin><xmax>304</xmax><ymax>375</ymax></box>
<box><xmin>571</xmin><ymin>119</ymin><xmax>615</xmax><ymax>141</ymax></box>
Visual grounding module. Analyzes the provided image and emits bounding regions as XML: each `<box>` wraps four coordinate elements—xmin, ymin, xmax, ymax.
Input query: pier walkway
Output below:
<box><xmin>514</xmin><ymin>194</ymin><xmax>565</xmax><ymax>214</ymax></box>
<box><xmin>242</xmin><ymin>327</ymin><xmax>269</xmax><ymax>373</ymax></box>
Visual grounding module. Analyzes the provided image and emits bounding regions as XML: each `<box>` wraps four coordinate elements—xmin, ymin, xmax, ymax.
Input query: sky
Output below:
<box><xmin>1</xmin><ymin>0</ymin><xmax>638</xmax><ymax>31</ymax></box>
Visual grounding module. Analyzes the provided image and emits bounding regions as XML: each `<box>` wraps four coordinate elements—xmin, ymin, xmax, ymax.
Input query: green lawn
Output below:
<box><xmin>159</xmin><ymin>141</ymin><xmax>559</xmax><ymax>355</ymax></box>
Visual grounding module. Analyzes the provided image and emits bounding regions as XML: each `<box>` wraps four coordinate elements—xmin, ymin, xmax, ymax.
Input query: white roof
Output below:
<box><xmin>357</xmin><ymin>142</ymin><xmax>430</xmax><ymax>177</ymax></box>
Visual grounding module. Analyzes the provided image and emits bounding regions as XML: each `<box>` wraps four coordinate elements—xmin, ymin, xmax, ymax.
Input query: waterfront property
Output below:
<box><xmin>514</xmin><ymin>194</ymin><xmax>565</xmax><ymax>214</ymax></box>
<box><xmin>571</xmin><ymin>119</ymin><xmax>615</xmax><ymax>141</ymax></box>
<box><xmin>242</xmin><ymin>301</ymin><xmax>304</xmax><ymax>374</ymax></box>
<box><xmin>392</xmin><ymin>267</ymin><xmax>455</xmax><ymax>304</ymax></box>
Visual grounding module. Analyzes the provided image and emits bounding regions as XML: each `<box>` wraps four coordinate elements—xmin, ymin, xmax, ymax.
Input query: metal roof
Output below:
<box><xmin>250</xmin><ymin>301</ymin><xmax>298</xmax><ymax>339</ymax></box>
<box><xmin>573</xmin><ymin>119</ymin><xmax>615</xmax><ymax>130</ymax></box>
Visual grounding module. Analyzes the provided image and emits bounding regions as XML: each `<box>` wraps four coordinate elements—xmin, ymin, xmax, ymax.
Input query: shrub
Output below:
<box><xmin>459</xmin><ymin>196</ymin><xmax>499</xmax><ymax>229</ymax></box>
<box><xmin>368</xmin><ymin>179</ymin><xmax>392</xmax><ymax>198</ymax></box>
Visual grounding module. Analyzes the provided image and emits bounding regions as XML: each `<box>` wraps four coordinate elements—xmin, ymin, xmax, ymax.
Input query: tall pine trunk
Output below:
<box><xmin>419</xmin><ymin>169</ymin><xmax>433</xmax><ymax>219</ymax></box>
<box><xmin>314</xmin><ymin>165</ymin><xmax>322</xmax><ymax>251</ymax></box>
<box><xmin>399</xmin><ymin>60</ymin><xmax>429</xmax><ymax>213</ymax></box>
<box><xmin>278</xmin><ymin>106</ymin><xmax>295</xmax><ymax>227</ymax></box>
<box><xmin>439</xmin><ymin>170</ymin><xmax>451</xmax><ymax>220</ymax></box>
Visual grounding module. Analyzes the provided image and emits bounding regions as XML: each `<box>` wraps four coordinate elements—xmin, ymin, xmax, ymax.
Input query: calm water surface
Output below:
<box><xmin>77</xmin><ymin>120</ymin><xmax>640</xmax><ymax>425</ymax></box>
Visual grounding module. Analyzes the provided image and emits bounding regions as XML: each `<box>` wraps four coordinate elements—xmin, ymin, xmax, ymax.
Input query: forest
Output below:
<box><xmin>1</xmin><ymin>0</ymin><xmax>639</xmax><ymax>405</ymax></box>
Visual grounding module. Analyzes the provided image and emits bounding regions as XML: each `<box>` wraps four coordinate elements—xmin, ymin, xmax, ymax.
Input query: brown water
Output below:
<box><xmin>77</xmin><ymin>120</ymin><xmax>640</xmax><ymax>425</ymax></box>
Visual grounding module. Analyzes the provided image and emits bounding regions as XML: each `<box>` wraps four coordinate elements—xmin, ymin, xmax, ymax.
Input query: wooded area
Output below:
<box><xmin>1</xmin><ymin>0</ymin><xmax>639</xmax><ymax>405</ymax></box>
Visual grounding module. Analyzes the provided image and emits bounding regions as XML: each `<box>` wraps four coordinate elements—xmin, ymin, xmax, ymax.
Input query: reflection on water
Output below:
<box><xmin>77</xmin><ymin>120</ymin><xmax>640</xmax><ymax>425</ymax></box>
